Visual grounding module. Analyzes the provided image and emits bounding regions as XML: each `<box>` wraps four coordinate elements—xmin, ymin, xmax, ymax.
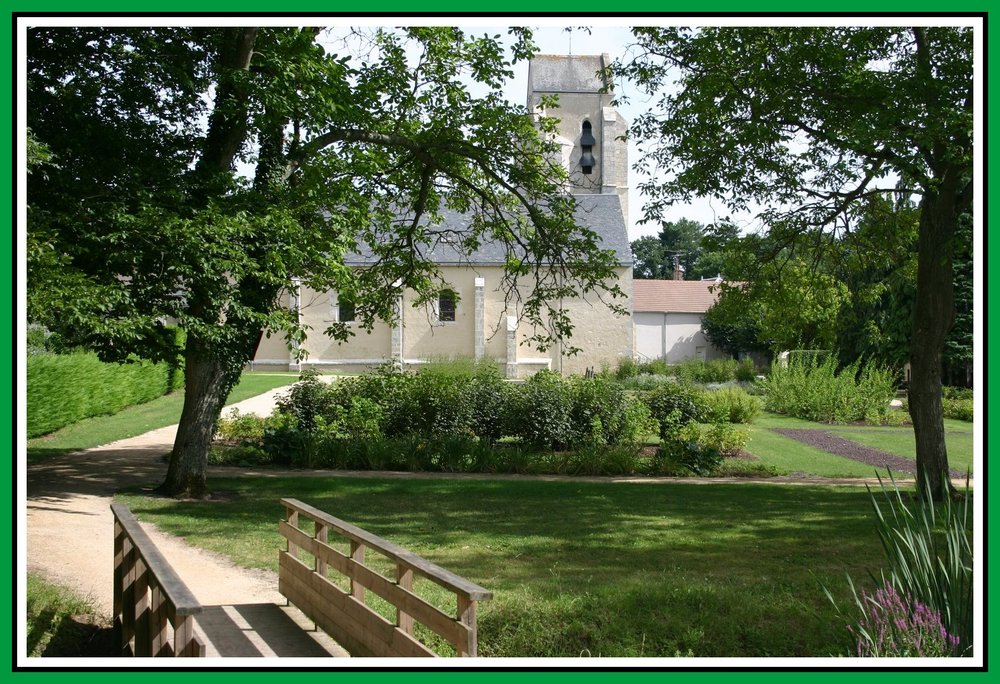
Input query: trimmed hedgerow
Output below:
<box><xmin>27</xmin><ymin>351</ymin><xmax>183</xmax><ymax>437</ymax></box>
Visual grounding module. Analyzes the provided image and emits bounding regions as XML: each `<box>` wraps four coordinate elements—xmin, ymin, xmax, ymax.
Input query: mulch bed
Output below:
<box><xmin>771</xmin><ymin>428</ymin><xmax>965</xmax><ymax>478</ymax></box>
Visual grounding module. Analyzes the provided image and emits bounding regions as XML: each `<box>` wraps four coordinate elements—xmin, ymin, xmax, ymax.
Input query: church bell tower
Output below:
<box><xmin>526</xmin><ymin>53</ymin><xmax>629</xmax><ymax>227</ymax></box>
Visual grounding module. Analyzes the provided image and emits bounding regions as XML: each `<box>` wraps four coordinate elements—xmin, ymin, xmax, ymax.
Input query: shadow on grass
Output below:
<box><xmin>118</xmin><ymin>476</ymin><xmax>885</xmax><ymax>656</ymax></box>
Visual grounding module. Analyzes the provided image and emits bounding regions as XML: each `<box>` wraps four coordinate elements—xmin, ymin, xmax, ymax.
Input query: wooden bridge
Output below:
<box><xmin>111</xmin><ymin>500</ymin><xmax>492</xmax><ymax>658</ymax></box>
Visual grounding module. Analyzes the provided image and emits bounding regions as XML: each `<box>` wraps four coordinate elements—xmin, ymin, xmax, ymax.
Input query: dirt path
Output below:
<box><xmin>770</xmin><ymin>428</ymin><xmax>967</xmax><ymax>478</ymax></box>
<box><xmin>25</xmin><ymin>385</ymin><xmax>302</xmax><ymax>618</ymax></box>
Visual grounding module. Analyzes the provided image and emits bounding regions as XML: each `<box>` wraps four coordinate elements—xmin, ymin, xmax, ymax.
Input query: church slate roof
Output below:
<box><xmin>343</xmin><ymin>193</ymin><xmax>632</xmax><ymax>268</ymax></box>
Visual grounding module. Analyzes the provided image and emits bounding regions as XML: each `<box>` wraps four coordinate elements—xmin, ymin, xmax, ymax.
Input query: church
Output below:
<box><xmin>252</xmin><ymin>54</ymin><xmax>635</xmax><ymax>377</ymax></box>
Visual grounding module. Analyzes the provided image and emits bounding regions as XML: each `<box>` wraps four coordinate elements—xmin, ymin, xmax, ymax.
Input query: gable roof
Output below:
<box><xmin>633</xmin><ymin>279</ymin><xmax>724</xmax><ymax>314</ymax></box>
<box><xmin>343</xmin><ymin>193</ymin><xmax>631</xmax><ymax>268</ymax></box>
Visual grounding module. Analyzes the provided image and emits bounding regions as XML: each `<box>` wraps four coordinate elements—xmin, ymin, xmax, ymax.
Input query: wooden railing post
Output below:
<box><xmin>111</xmin><ymin>503</ymin><xmax>204</xmax><ymax>658</ymax></box>
<box><xmin>133</xmin><ymin>559</ymin><xmax>151</xmax><ymax>656</ymax></box>
<box><xmin>350</xmin><ymin>541</ymin><xmax>366</xmax><ymax>602</ymax></box>
<box><xmin>396</xmin><ymin>564</ymin><xmax>414</xmax><ymax>634</ymax></box>
<box><xmin>286</xmin><ymin>506</ymin><xmax>300</xmax><ymax>559</ymax></box>
<box><xmin>315</xmin><ymin>521</ymin><xmax>328</xmax><ymax>576</ymax></box>
<box><xmin>113</xmin><ymin>520</ymin><xmax>125</xmax><ymax>651</ymax></box>
<box><xmin>457</xmin><ymin>596</ymin><xmax>477</xmax><ymax>657</ymax></box>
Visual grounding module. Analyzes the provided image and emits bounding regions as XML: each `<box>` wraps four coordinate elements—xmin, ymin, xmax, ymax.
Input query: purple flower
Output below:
<box><xmin>852</xmin><ymin>585</ymin><xmax>959</xmax><ymax>657</ymax></box>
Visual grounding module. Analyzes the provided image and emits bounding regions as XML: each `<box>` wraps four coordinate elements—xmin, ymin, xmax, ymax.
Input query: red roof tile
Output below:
<box><xmin>633</xmin><ymin>279</ymin><xmax>724</xmax><ymax>314</ymax></box>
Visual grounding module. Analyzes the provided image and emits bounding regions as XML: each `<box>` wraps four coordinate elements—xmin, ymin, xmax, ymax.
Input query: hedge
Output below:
<box><xmin>27</xmin><ymin>352</ymin><xmax>184</xmax><ymax>437</ymax></box>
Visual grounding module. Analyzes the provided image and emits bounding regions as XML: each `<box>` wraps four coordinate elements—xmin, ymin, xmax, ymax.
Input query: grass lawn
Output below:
<box><xmin>116</xmin><ymin>476</ymin><xmax>891</xmax><ymax>657</ymax></box>
<box><xmin>26</xmin><ymin>574</ymin><xmax>112</xmax><ymax>657</ymax></box>
<box><xmin>27</xmin><ymin>372</ymin><xmax>299</xmax><ymax>460</ymax></box>
<box><xmin>746</xmin><ymin>413</ymin><xmax>974</xmax><ymax>478</ymax></box>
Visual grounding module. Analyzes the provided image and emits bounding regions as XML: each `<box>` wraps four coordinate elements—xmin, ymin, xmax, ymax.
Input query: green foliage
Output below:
<box><xmin>631</xmin><ymin>218</ymin><xmax>721</xmax><ymax>280</ymax></box>
<box><xmin>764</xmin><ymin>357</ymin><xmax>896</xmax><ymax>424</ymax></box>
<box><xmin>653</xmin><ymin>423</ymin><xmax>722</xmax><ymax>476</ymax></box>
<box><xmin>509</xmin><ymin>370</ymin><xmax>576</xmax><ymax>450</ymax></box>
<box><xmin>27</xmin><ymin>351</ymin><xmax>183</xmax><ymax>437</ymax></box>
<box><xmin>641</xmin><ymin>382</ymin><xmax>708</xmax><ymax>439</ymax></box>
<box><xmin>701</xmin><ymin>387</ymin><xmax>762</xmax><ymax>424</ymax></box>
<box><xmin>29</xmin><ymin>27</ymin><xmax>627</xmax><ymax>496</ymax></box>
<box><xmin>613</xmin><ymin>356</ymin><xmax>640</xmax><ymax>380</ymax></box>
<box><xmin>615</xmin><ymin>26</ymin><xmax>971</xmax><ymax>495</ymax></box>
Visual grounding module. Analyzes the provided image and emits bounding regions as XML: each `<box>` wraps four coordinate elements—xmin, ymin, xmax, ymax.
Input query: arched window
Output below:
<box><xmin>580</xmin><ymin>121</ymin><xmax>596</xmax><ymax>174</ymax></box>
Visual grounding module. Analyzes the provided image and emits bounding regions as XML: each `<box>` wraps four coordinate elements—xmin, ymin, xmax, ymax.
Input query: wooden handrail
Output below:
<box><xmin>111</xmin><ymin>503</ymin><xmax>205</xmax><ymax>657</ymax></box>
<box><xmin>279</xmin><ymin>498</ymin><xmax>492</xmax><ymax>657</ymax></box>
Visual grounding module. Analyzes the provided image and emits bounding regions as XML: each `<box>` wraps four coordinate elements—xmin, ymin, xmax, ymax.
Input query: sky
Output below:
<box><xmin>496</xmin><ymin>25</ymin><xmax>734</xmax><ymax>241</ymax></box>
<box><xmin>323</xmin><ymin>22</ymin><xmax>743</xmax><ymax>243</ymax></box>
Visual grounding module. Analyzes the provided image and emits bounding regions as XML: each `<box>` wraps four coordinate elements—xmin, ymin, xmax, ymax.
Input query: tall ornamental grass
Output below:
<box><xmin>830</xmin><ymin>475</ymin><xmax>973</xmax><ymax>657</ymax></box>
<box><xmin>764</xmin><ymin>356</ymin><xmax>896</xmax><ymax>423</ymax></box>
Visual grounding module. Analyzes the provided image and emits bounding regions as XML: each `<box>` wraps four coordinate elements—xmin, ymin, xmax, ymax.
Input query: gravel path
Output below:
<box><xmin>771</xmin><ymin>428</ymin><xmax>966</xmax><ymax>478</ymax></box>
<box><xmin>25</xmin><ymin>384</ymin><xmax>305</xmax><ymax>617</ymax></box>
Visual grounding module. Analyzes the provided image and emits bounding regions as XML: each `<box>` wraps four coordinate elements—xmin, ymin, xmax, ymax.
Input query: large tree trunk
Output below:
<box><xmin>157</xmin><ymin>337</ymin><xmax>238</xmax><ymax>498</ymax></box>
<box><xmin>908</xmin><ymin>174</ymin><xmax>960</xmax><ymax>501</ymax></box>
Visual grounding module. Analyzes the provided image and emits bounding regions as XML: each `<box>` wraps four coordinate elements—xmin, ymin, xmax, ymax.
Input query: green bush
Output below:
<box><xmin>734</xmin><ymin>358</ymin><xmax>758</xmax><ymax>383</ymax></box>
<box><xmin>943</xmin><ymin>386</ymin><xmax>973</xmax><ymax>401</ymax></box>
<box><xmin>764</xmin><ymin>357</ymin><xmax>896</xmax><ymax>423</ymax></box>
<box><xmin>641</xmin><ymin>381</ymin><xmax>709</xmax><ymax>439</ymax></box>
<box><xmin>614</xmin><ymin>356</ymin><xmax>640</xmax><ymax>380</ymax></box>
<box><xmin>274</xmin><ymin>369</ymin><xmax>334</xmax><ymax>431</ymax></box>
<box><xmin>509</xmin><ymin>370</ymin><xmax>575</xmax><ymax>449</ymax></box>
<box><xmin>701</xmin><ymin>422</ymin><xmax>750</xmax><ymax>458</ymax></box>
<box><xmin>468</xmin><ymin>366</ymin><xmax>517</xmax><ymax>443</ymax></box>
<box><xmin>941</xmin><ymin>398</ymin><xmax>973</xmax><ymax>422</ymax></box>
<box><xmin>653</xmin><ymin>423</ymin><xmax>721</xmax><ymax>475</ymax></box>
<box><xmin>27</xmin><ymin>351</ymin><xmax>181</xmax><ymax>437</ymax></box>
<box><xmin>215</xmin><ymin>409</ymin><xmax>267</xmax><ymax>442</ymax></box>
<box><xmin>701</xmin><ymin>387</ymin><xmax>763</xmax><ymax>424</ymax></box>
<box><xmin>568</xmin><ymin>375</ymin><xmax>656</xmax><ymax>446</ymax></box>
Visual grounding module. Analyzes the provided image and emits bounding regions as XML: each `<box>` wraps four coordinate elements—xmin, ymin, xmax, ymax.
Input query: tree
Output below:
<box><xmin>613</xmin><ymin>26</ymin><xmax>972</xmax><ymax>499</ymax></box>
<box><xmin>630</xmin><ymin>217</ymin><xmax>732</xmax><ymax>280</ymax></box>
<box><xmin>27</xmin><ymin>27</ymin><xmax>624</xmax><ymax>497</ymax></box>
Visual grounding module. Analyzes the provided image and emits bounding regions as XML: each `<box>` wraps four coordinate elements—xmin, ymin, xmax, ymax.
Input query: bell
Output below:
<box><xmin>580</xmin><ymin>126</ymin><xmax>596</xmax><ymax>148</ymax></box>
<box><xmin>580</xmin><ymin>150</ymin><xmax>596</xmax><ymax>173</ymax></box>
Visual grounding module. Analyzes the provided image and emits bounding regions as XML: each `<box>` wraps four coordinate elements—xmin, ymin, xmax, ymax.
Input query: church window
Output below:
<box><xmin>438</xmin><ymin>289</ymin><xmax>457</xmax><ymax>322</ymax></box>
<box><xmin>580</xmin><ymin>120</ymin><xmax>596</xmax><ymax>174</ymax></box>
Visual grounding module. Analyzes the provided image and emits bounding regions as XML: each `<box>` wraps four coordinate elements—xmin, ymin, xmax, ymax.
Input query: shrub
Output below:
<box><xmin>509</xmin><ymin>370</ymin><xmax>575</xmax><ymax>449</ymax></box>
<box><xmin>636</xmin><ymin>358</ymin><xmax>672</xmax><ymax>376</ymax></box>
<box><xmin>27</xmin><ymin>351</ymin><xmax>180</xmax><ymax>437</ymax></box>
<box><xmin>568</xmin><ymin>376</ymin><xmax>656</xmax><ymax>446</ymax></box>
<box><xmin>700</xmin><ymin>422</ymin><xmax>750</xmax><ymax>458</ymax></box>
<box><xmin>274</xmin><ymin>369</ymin><xmax>335</xmax><ymax>431</ymax></box>
<box><xmin>468</xmin><ymin>365</ymin><xmax>517</xmax><ymax>443</ymax></box>
<box><xmin>614</xmin><ymin>356</ymin><xmax>640</xmax><ymax>380</ymax></box>
<box><xmin>652</xmin><ymin>423</ymin><xmax>720</xmax><ymax>475</ymax></box>
<box><xmin>734</xmin><ymin>358</ymin><xmax>758</xmax><ymax>383</ymax></box>
<box><xmin>942</xmin><ymin>386</ymin><xmax>973</xmax><ymax>401</ymax></box>
<box><xmin>215</xmin><ymin>409</ymin><xmax>267</xmax><ymax>442</ymax></box>
<box><xmin>941</xmin><ymin>398</ymin><xmax>973</xmax><ymax>422</ymax></box>
<box><xmin>641</xmin><ymin>381</ymin><xmax>708</xmax><ymax>439</ymax></box>
<box><xmin>701</xmin><ymin>387</ymin><xmax>762</xmax><ymax>424</ymax></box>
<box><xmin>764</xmin><ymin>356</ymin><xmax>896</xmax><ymax>423</ymax></box>
<box><xmin>714</xmin><ymin>458</ymin><xmax>784</xmax><ymax>478</ymax></box>
<box><xmin>674</xmin><ymin>359</ymin><xmax>740</xmax><ymax>384</ymax></box>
